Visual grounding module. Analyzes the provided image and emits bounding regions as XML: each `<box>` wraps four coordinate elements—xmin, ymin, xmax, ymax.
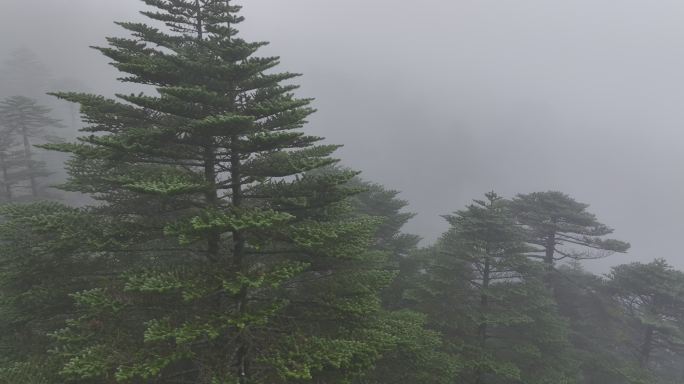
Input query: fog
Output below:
<box><xmin>4</xmin><ymin>0</ymin><xmax>684</xmax><ymax>272</ymax></box>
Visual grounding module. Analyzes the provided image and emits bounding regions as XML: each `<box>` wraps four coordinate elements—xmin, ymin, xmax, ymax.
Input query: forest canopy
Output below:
<box><xmin>0</xmin><ymin>1</ymin><xmax>682</xmax><ymax>384</ymax></box>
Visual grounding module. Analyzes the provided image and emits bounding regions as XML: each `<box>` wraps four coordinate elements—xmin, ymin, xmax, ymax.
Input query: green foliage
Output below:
<box><xmin>404</xmin><ymin>192</ymin><xmax>578</xmax><ymax>384</ymax></box>
<box><xmin>510</xmin><ymin>191</ymin><xmax>630</xmax><ymax>266</ymax></box>
<box><xmin>37</xmin><ymin>1</ymin><xmax>397</xmax><ymax>382</ymax></box>
<box><xmin>552</xmin><ymin>263</ymin><xmax>654</xmax><ymax>384</ymax></box>
<box><xmin>0</xmin><ymin>360</ymin><xmax>54</xmax><ymax>384</ymax></box>
<box><xmin>0</xmin><ymin>2</ymin><xmax>681</xmax><ymax>384</ymax></box>
<box><xmin>607</xmin><ymin>260</ymin><xmax>684</xmax><ymax>380</ymax></box>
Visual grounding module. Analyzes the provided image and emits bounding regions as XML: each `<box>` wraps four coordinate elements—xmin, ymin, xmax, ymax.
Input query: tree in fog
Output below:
<box><xmin>609</xmin><ymin>260</ymin><xmax>684</xmax><ymax>376</ymax></box>
<box><xmin>407</xmin><ymin>193</ymin><xmax>576</xmax><ymax>384</ymax></box>
<box><xmin>510</xmin><ymin>191</ymin><xmax>630</xmax><ymax>273</ymax></box>
<box><xmin>0</xmin><ymin>96</ymin><xmax>62</xmax><ymax>200</ymax></box>
<box><xmin>45</xmin><ymin>0</ymin><xmax>397</xmax><ymax>382</ymax></box>
<box><xmin>445</xmin><ymin>193</ymin><xmax>532</xmax><ymax>383</ymax></box>
<box><xmin>344</xmin><ymin>175</ymin><xmax>459</xmax><ymax>384</ymax></box>
<box><xmin>554</xmin><ymin>263</ymin><xmax>653</xmax><ymax>384</ymax></box>
<box><xmin>0</xmin><ymin>123</ymin><xmax>21</xmax><ymax>202</ymax></box>
<box><xmin>346</xmin><ymin>176</ymin><xmax>421</xmax><ymax>305</ymax></box>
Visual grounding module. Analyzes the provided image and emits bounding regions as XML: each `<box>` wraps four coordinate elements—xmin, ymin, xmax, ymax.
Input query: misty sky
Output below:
<box><xmin>3</xmin><ymin>0</ymin><xmax>684</xmax><ymax>272</ymax></box>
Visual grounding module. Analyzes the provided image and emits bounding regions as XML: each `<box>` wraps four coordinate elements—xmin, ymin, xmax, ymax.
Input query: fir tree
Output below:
<box><xmin>510</xmin><ymin>191</ymin><xmax>630</xmax><ymax>275</ymax></box>
<box><xmin>443</xmin><ymin>193</ymin><xmax>532</xmax><ymax>382</ymax></box>
<box><xmin>341</xmin><ymin>175</ymin><xmax>459</xmax><ymax>384</ymax></box>
<box><xmin>347</xmin><ymin>177</ymin><xmax>420</xmax><ymax>257</ymax></box>
<box><xmin>407</xmin><ymin>193</ymin><xmax>576</xmax><ymax>384</ymax></box>
<box><xmin>0</xmin><ymin>96</ymin><xmax>63</xmax><ymax>200</ymax></box>
<box><xmin>345</xmin><ymin>175</ymin><xmax>421</xmax><ymax>308</ymax></box>
<box><xmin>608</xmin><ymin>260</ymin><xmax>684</xmax><ymax>378</ymax></box>
<box><xmin>553</xmin><ymin>263</ymin><xmax>653</xmax><ymax>384</ymax></box>
<box><xmin>46</xmin><ymin>1</ymin><xmax>394</xmax><ymax>382</ymax></box>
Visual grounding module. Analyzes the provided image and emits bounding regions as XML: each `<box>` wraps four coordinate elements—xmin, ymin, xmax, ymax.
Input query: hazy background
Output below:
<box><xmin>3</xmin><ymin>0</ymin><xmax>684</xmax><ymax>272</ymax></box>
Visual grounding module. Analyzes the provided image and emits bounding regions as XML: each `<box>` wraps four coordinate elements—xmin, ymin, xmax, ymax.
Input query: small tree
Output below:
<box><xmin>0</xmin><ymin>96</ymin><xmax>63</xmax><ymax>200</ymax></box>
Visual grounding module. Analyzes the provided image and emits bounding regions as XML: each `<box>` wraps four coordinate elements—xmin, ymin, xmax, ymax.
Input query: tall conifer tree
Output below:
<box><xmin>47</xmin><ymin>1</ymin><xmax>394</xmax><ymax>382</ymax></box>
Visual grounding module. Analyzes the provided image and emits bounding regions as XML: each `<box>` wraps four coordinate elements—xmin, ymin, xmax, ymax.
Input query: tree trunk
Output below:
<box><xmin>475</xmin><ymin>255</ymin><xmax>491</xmax><ymax>384</ymax></box>
<box><xmin>21</xmin><ymin>124</ymin><xmax>37</xmax><ymax>197</ymax></box>
<box><xmin>224</xmin><ymin>3</ymin><xmax>249</xmax><ymax>380</ymax></box>
<box><xmin>638</xmin><ymin>326</ymin><xmax>654</xmax><ymax>368</ymax></box>
<box><xmin>231</xmin><ymin>135</ymin><xmax>249</xmax><ymax>383</ymax></box>
<box><xmin>204</xmin><ymin>143</ymin><xmax>220</xmax><ymax>257</ymax></box>
<box><xmin>543</xmin><ymin>232</ymin><xmax>556</xmax><ymax>289</ymax></box>
<box><xmin>0</xmin><ymin>152</ymin><xmax>12</xmax><ymax>201</ymax></box>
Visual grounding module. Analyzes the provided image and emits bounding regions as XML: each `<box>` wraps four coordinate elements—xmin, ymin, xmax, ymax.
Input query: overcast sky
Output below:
<box><xmin>3</xmin><ymin>0</ymin><xmax>684</xmax><ymax>272</ymax></box>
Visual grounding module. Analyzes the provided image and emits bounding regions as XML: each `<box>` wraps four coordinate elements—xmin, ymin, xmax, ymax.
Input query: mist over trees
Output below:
<box><xmin>0</xmin><ymin>1</ymin><xmax>683</xmax><ymax>383</ymax></box>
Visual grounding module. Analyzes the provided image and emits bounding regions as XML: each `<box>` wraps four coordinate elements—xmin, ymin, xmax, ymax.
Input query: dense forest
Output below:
<box><xmin>1</xmin><ymin>1</ymin><xmax>684</xmax><ymax>383</ymax></box>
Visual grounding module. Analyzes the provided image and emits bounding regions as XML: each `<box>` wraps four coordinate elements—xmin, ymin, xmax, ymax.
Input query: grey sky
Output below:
<box><xmin>3</xmin><ymin>0</ymin><xmax>684</xmax><ymax>272</ymax></box>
